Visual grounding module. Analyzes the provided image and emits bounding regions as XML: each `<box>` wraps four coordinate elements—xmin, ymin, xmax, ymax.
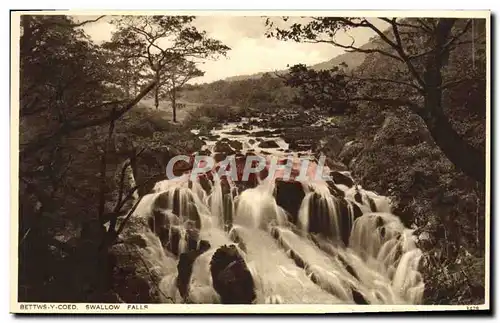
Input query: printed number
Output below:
<box><xmin>467</xmin><ymin>305</ymin><xmax>480</xmax><ymax>310</ymax></box>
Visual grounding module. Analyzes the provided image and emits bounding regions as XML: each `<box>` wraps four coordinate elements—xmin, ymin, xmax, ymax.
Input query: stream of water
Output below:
<box><xmin>123</xmin><ymin>118</ymin><xmax>425</xmax><ymax>304</ymax></box>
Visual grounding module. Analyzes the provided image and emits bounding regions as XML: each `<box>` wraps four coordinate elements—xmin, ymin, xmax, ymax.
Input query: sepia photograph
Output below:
<box><xmin>10</xmin><ymin>9</ymin><xmax>490</xmax><ymax>313</ymax></box>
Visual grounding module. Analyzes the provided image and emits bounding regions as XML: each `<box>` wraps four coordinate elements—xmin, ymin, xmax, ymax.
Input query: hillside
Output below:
<box><xmin>222</xmin><ymin>41</ymin><xmax>374</xmax><ymax>83</ymax></box>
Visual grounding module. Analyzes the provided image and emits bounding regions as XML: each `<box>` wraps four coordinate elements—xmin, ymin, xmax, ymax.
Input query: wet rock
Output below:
<box><xmin>224</xmin><ymin>130</ymin><xmax>250</xmax><ymax>136</ymax></box>
<box><xmin>198</xmin><ymin>149</ymin><xmax>212</xmax><ymax>156</ymax></box>
<box><xmin>241</xmin><ymin>123</ymin><xmax>253</xmax><ymax>130</ymax></box>
<box><xmin>214</xmin><ymin>141</ymin><xmax>236</xmax><ymax>155</ymax></box>
<box><xmin>252</xmin><ymin>130</ymin><xmax>275</xmax><ymax>137</ymax></box>
<box><xmin>198</xmin><ymin>240</ymin><xmax>211</xmax><ymax>253</ymax></box>
<box><xmin>205</xmin><ymin>134</ymin><xmax>220</xmax><ymax>141</ymax></box>
<box><xmin>197</xmin><ymin>173</ymin><xmax>213</xmax><ymax>194</ymax></box>
<box><xmin>330</xmin><ymin>171</ymin><xmax>354</xmax><ymax>187</ymax></box>
<box><xmin>185</xmin><ymin>228</ymin><xmax>199</xmax><ymax>252</ymax></box>
<box><xmin>214</xmin><ymin>153</ymin><xmax>227</xmax><ymax>163</ymax></box>
<box><xmin>258</xmin><ymin>140</ymin><xmax>280</xmax><ymax>149</ymax></box>
<box><xmin>351</xmin><ymin>202</ymin><xmax>364</xmax><ymax>218</ymax></box>
<box><xmin>274</xmin><ymin>180</ymin><xmax>305</xmax><ymax>224</ymax></box>
<box><xmin>352</xmin><ymin>289</ymin><xmax>369</xmax><ymax>304</ymax></box>
<box><xmin>210</xmin><ymin>245</ymin><xmax>256</xmax><ymax>304</ymax></box>
<box><xmin>176</xmin><ymin>240</ymin><xmax>211</xmax><ymax>300</ymax></box>
<box><xmin>169</xmin><ymin>226</ymin><xmax>182</xmax><ymax>256</ymax></box>
<box><xmin>327</xmin><ymin>181</ymin><xmax>345</xmax><ymax>198</ymax></box>
<box><xmin>228</xmin><ymin>140</ymin><xmax>243</xmax><ymax>151</ymax></box>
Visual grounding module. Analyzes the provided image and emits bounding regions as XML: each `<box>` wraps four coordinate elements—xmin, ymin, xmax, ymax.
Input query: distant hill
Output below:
<box><xmin>222</xmin><ymin>41</ymin><xmax>375</xmax><ymax>83</ymax></box>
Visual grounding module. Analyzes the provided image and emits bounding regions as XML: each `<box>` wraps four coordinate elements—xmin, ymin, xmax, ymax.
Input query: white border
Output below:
<box><xmin>6</xmin><ymin>5</ymin><xmax>493</xmax><ymax>317</ymax></box>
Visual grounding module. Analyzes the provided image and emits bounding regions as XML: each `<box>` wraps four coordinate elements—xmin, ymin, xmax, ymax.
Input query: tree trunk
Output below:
<box><xmin>171</xmin><ymin>89</ymin><xmax>177</xmax><ymax>123</ymax></box>
<box><xmin>171</xmin><ymin>74</ymin><xmax>177</xmax><ymax>122</ymax></box>
<box><xmin>421</xmin><ymin>18</ymin><xmax>485</xmax><ymax>184</ymax></box>
<box><xmin>423</xmin><ymin>112</ymin><xmax>485</xmax><ymax>184</ymax></box>
<box><xmin>154</xmin><ymin>70</ymin><xmax>160</xmax><ymax>110</ymax></box>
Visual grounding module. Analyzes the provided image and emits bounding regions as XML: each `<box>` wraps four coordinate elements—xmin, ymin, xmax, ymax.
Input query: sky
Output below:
<box><xmin>78</xmin><ymin>15</ymin><xmax>380</xmax><ymax>84</ymax></box>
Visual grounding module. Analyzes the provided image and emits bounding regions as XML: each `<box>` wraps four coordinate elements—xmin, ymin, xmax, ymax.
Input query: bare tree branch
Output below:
<box><xmin>303</xmin><ymin>39</ymin><xmax>404</xmax><ymax>62</ymax></box>
<box><xmin>348</xmin><ymin>76</ymin><xmax>424</xmax><ymax>92</ymax></box>
<box><xmin>442</xmin><ymin>19</ymin><xmax>472</xmax><ymax>51</ymax></box>
<box><xmin>71</xmin><ymin>15</ymin><xmax>106</xmax><ymax>27</ymax></box>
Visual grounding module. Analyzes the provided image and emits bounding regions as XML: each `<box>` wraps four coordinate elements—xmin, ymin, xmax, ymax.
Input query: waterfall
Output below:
<box><xmin>116</xmin><ymin>119</ymin><xmax>425</xmax><ymax>305</ymax></box>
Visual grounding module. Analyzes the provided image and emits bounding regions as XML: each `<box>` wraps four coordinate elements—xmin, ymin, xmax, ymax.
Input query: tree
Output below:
<box><xmin>102</xmin><ymin>29</ymin><xmax>147</xmax><ymax>99</ymax></box>
<box><xmin>278</xmin><ymin>63</ymin><xmax>354</xmax><ymax>115</ymax></box>
<box><xmin>159</xmin><ymin>57</ymin><xmax>204</xmax><ymax>122</ymax></box>
<box><xmin>17</xmin><ymin>14</ymin><xmax>229</xmax><ymax>302</ymax></box>
<box><xmin>265</xmin><ymin>17</ymin><xmax>487</xmax><ymax>184</ymax></box>
<box><xmin>109</xmin><ymin>15</ymin><xmax>229</xmax><ymax>111</ymax></box>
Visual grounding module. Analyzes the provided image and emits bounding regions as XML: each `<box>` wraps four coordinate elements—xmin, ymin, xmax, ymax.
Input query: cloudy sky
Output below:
<box><xmin>79</xmin><ymin>15</ymin><xmax>379</xmax><ymax>84</ymax></box>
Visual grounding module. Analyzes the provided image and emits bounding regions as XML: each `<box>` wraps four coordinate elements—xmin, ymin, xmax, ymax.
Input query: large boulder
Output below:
<box><xmin>330</xmin><ymin>171</ymin><xmax>355</xmax><ymax>188</ymax></box>
<box><xmin>209</xmin><ymin>245</ymin><xmax>256</xmax><ymax>304</ymax></box>
<box><xmin>274</xmin><ymin>180</ymin><xmax>305</xmax><ymax>224</ymax></box>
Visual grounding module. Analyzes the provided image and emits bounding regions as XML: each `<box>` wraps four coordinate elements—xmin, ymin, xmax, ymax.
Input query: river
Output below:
<box><xmin>120</xmin><ymin>117</ymin><xmax>425</xmax><ymax>304</ymax></box>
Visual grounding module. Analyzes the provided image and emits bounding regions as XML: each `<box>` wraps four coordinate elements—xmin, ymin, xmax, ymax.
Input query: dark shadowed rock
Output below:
<box><xmin>259</xmin><ymin>140</ymin><xmax>280</xmax><ymax>149</ymax></box>
<box><xmin>214</xmin><ymin>153</ymin><xmax>227</xmax><ymax>163</ymax></box>
<box><xmin>176</xmin><ymin>240</ymin><xmax>211</xmax><ymax>300</ymax></box>
<box><xmin>214</xmin><ymin>141</ymin><xmax>236</xmax><ymax>155</ymax></box>
<box><xmin>169</xmin><ymin>226</ymin><xmax>181</xmax><ymax>256</ymax></box>
<box><xmin>198</xmin><ymin>149</ymin><xmax>212</xmax><ymax>156</ymax></box>
<box><xmin>352</xmin><ymin>289</ymin><xmax>369</xmax><ymax>304</ymax></box>
<box><xmin>228</xmin><ymin>140</ymin><xmax>243</xmax><ymax>151</ymax></box>
<box><xmin>210</xmin><ymin>245</ymin><xmax>256</xmax><ymax>304</ymax></box>
<box><xmin>253</xmin><ymin>130</ymin><xmax>281</xmax><ymax>137</ymax></box>
<box><xmin>327</xmin><ymin>181</ymin><xmax>345</xmax><ymax>198</ymax></box>
<box><xmin>330</xmin><ymin>171</ymin><xmax>354</xmax><ymax>187</ymax></box>
<box><xmin>224</xmin><ymin>130</ymin><xmax>250</xmax><ymax>136</ymax></box>
<box><xmin>241</xmin><ymin>123</ymin><xmax>253</xmax><ymax>130</ymax></box>
<box><xmin>274</xmin><ymin>180</ymin><xmax>305</xmax><ymax>224</ymax></box>
<box><xmin>206</xmin><ymin>134</ymin><xmax>220</xmax><ymax>141</ymax></box>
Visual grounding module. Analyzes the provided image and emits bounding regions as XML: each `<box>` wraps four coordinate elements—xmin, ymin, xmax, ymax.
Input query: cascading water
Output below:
<box><xmin>119</xmin><ymin>118</ymin><xmax>425</xmax><ymax>304</ymax></box>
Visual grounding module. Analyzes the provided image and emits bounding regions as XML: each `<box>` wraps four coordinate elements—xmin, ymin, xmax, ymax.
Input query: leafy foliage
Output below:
<box><xmin>266</xmin><ymin>17</ymin><xmax>487</xmax><ymax>184</ymax></box>
<box><xmin>281</xmin><ymin>63</ymin><xmax>355</xmax><ymax>114</ymax></box>
<box><xmin>18</xmin><ymin>14</ymin><xmax>229</xmax><ymax>302</ymax></box>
